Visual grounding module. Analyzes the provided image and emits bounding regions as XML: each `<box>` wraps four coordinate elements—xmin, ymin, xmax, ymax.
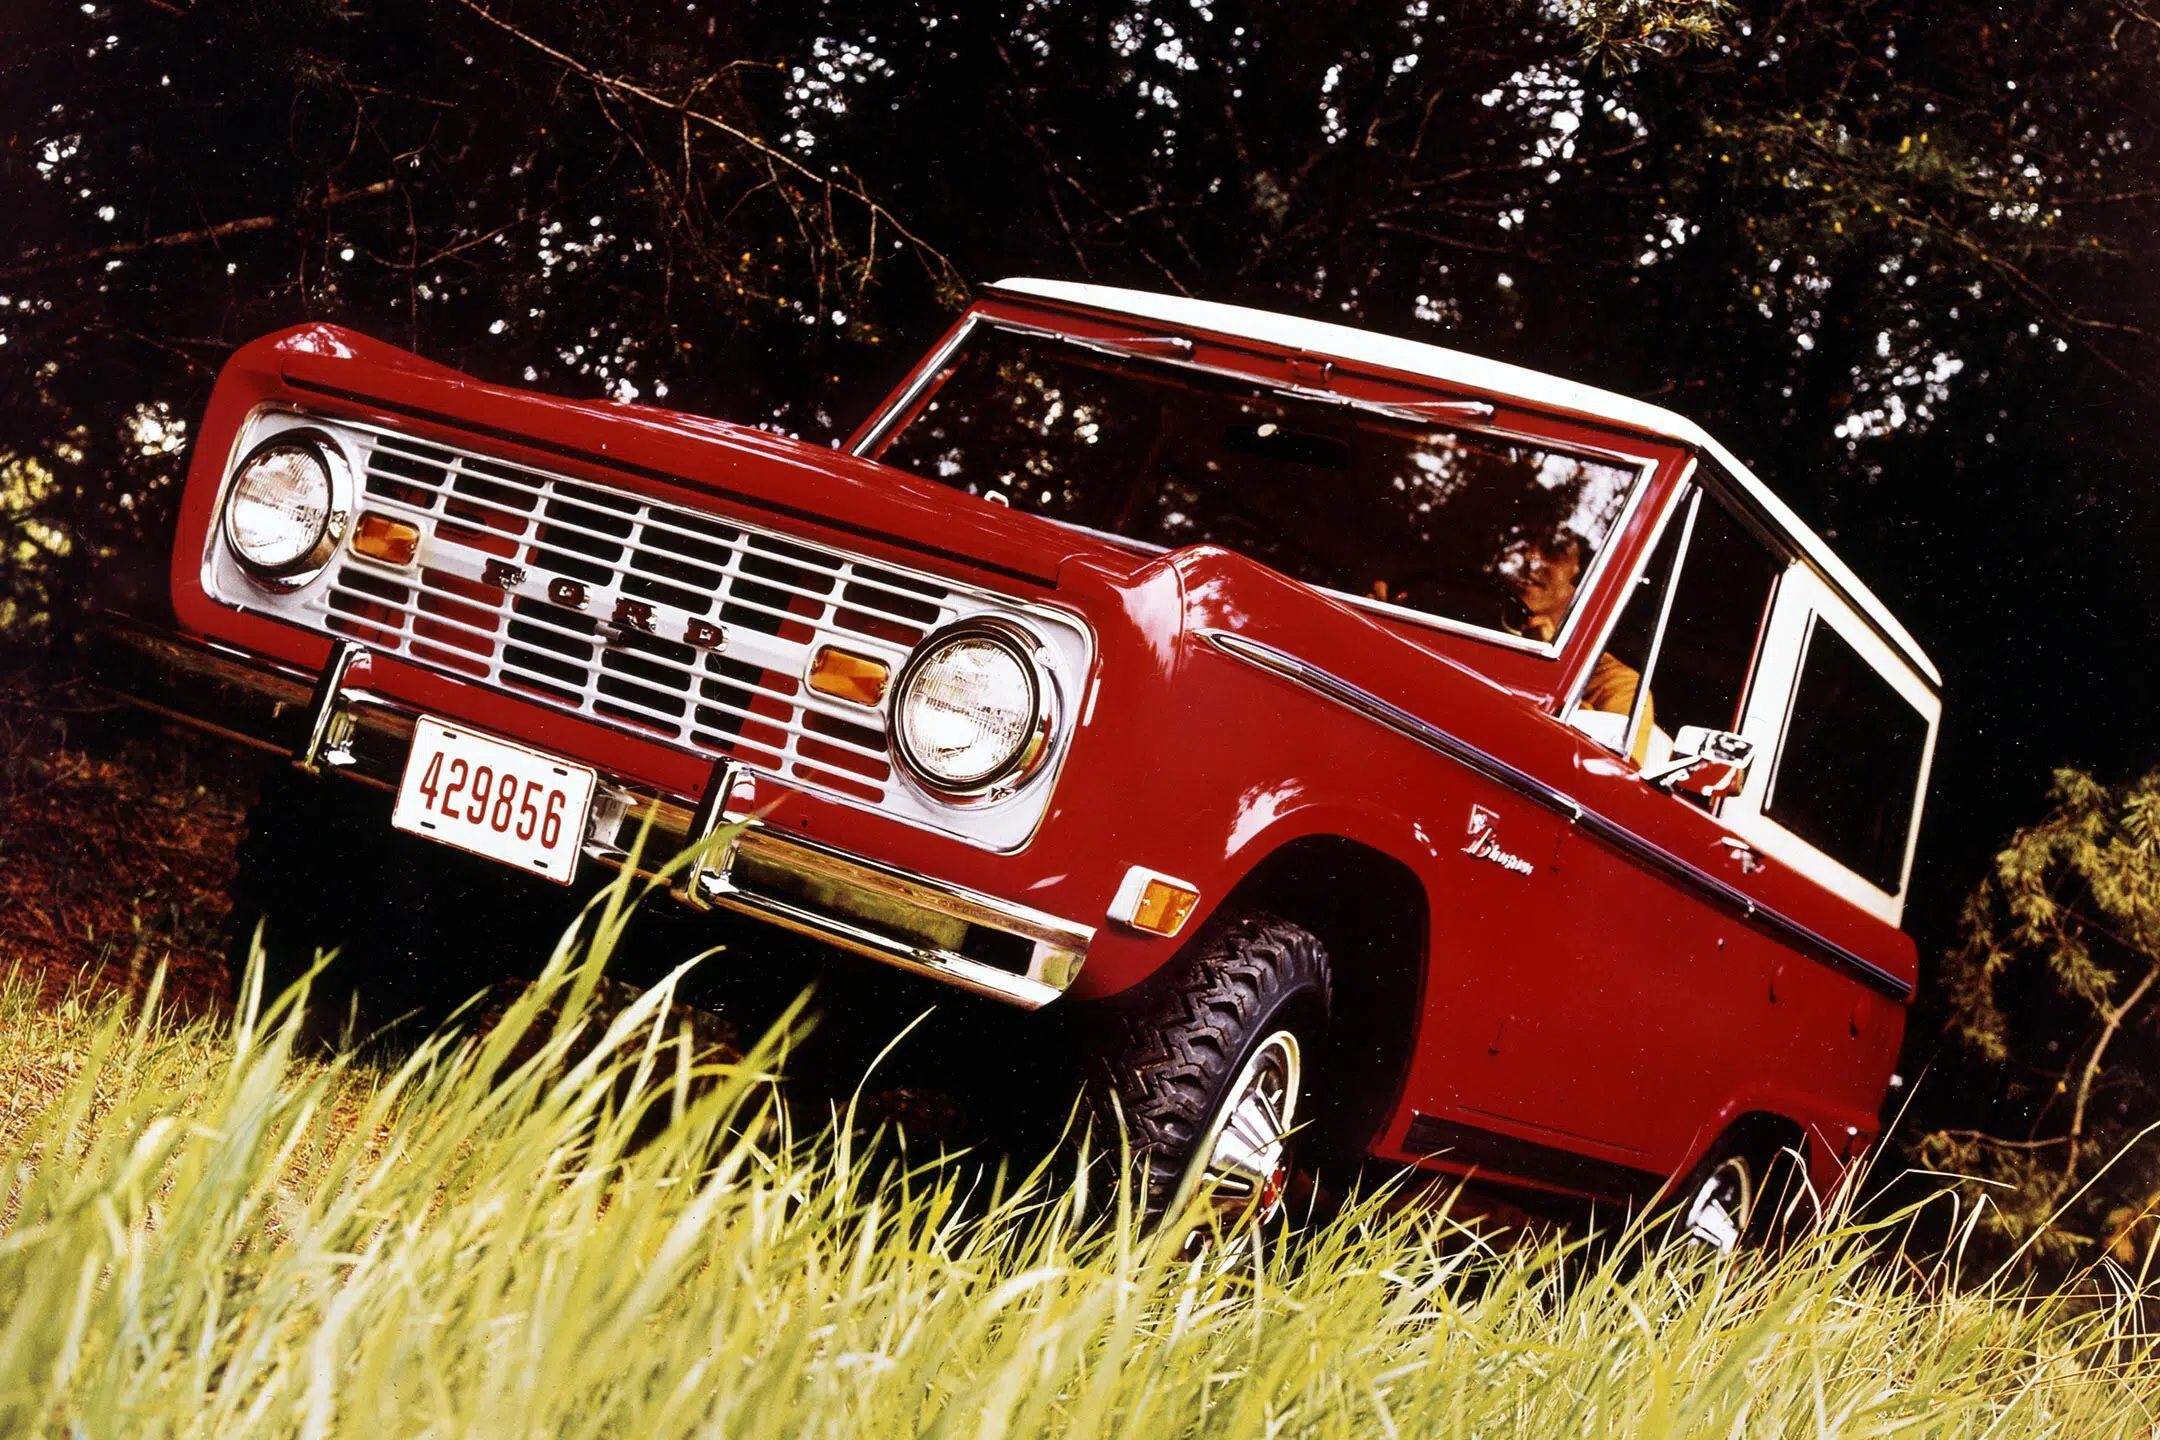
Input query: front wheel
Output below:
<box><xmin>1086</xmin><ymin>912</ymin><xmax>1331</xmax><ymax>1223</ymax></box>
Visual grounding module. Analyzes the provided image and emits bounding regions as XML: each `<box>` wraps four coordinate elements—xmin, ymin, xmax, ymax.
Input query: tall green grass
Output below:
<box><xmin>3</xmin><ymin>863</ymin><xmax>2156</xmax><ymax>1437</ymax></box>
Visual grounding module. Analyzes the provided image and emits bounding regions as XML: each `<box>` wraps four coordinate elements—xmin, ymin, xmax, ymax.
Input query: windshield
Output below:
<box><xmin>869</xmin><ymin>323</ymin><xmax>1641</xmax><ymax>640</ymax></box>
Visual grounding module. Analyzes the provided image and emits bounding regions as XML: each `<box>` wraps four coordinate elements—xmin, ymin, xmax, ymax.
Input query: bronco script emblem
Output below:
<box><xmin>1462</xmin><ymin>805</ymin><xmax>1537</xmax><ymax>876</ymax></box>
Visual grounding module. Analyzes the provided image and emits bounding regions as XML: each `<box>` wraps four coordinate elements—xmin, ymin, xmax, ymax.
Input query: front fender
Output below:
<box><xmin>1051</xmin><ymin>545</ymin><xmax>1536</xmax><ymax>1001</ymax></box>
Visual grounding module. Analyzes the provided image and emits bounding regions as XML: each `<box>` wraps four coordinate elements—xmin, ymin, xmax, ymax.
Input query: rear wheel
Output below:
<box><xmin>1677</xmin><ymin>1154</ymin><xmax>1754</xmax><ymax>1252</ymax></box>
<box><xmin>1086</xmin><ymin>912</ymin><xmax>1331</xmax><ymax>1222</ymax></box>
<box><xmin>1671</xmin><ymin>1136</ymin><xmax>1814</xmax><ymax>1252</ymax></box>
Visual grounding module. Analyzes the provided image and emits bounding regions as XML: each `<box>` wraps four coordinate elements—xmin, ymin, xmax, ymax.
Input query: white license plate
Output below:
<box><xmin>391</xmin><ymin>717</ymin><xmax>597</xmax><ymax>884</ymax></box>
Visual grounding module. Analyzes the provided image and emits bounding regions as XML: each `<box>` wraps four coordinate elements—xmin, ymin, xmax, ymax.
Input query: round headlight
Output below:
<box><xmin>892</xmin><ymin>622</ymin><xmax>1055</xmax><ymax>798</ymax></box>
<box><xmin>222</xmin><ymin>435</ymin><xmax>348</xmax><ymax>584</ymax></box>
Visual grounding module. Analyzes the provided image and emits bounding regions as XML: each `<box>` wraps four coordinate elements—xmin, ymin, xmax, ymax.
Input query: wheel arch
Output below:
<box><xmin>1211</xmin><ymin>832</ymin><xmax>1431</xmax><ymax>1164</ymax></box>
<box><xmin>1709</xmin><ymin>1110</ymin><xmax>1811</xmax><ymax>1171</ymax></box>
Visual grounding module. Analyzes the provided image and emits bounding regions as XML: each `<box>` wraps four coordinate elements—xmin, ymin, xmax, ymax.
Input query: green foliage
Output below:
<box><xmin>0</xmin><ymin>455</ymin><xmax>69</xmax><ymax>641</ymax></box>
<box><xmin>5</xmin><ymin>866</ymin><xmax>2160</xmax><ymax>1435</ymax></box>
<box><xmin>1919</xmin><ymin>767</ymin><xmax>2160</xmax><ymax>1267</ymax></box>
<box><xmin>1558</xmin><ymin>0</ymin><xmax>1731</xmax><ymax>65</ymax></box>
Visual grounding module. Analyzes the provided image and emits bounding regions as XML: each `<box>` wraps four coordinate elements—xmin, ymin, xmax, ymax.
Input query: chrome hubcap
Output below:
<box><xmin>1184</xmin><ymin>1030</ymin><xmax>1302</xmax><ymax>1223</ymax></box>
<box><xmin>1683</xmin><ymin>1157</ymin><xmax>1750</xmax><ymax>1253</ymax></box>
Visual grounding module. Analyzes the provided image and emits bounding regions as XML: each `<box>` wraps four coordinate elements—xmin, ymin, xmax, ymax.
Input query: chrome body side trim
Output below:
<box><xmin>1199</xmin><ymin>629</ymin><xmax>1914</xmax><ymax>1004</ymax></box>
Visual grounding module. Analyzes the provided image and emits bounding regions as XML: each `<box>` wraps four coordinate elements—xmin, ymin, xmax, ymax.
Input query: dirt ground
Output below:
<box><xmin>0</xmin><ymin>675</ymin><xmax>265</xmax><ymax>1019</ymax></box>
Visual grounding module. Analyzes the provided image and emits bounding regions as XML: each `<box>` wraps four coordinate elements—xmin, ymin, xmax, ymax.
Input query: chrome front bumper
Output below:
<box><xmin>84</xmin><ymin>616</ymin><xmax>1093</xmax><ymax>1008</ymax></box>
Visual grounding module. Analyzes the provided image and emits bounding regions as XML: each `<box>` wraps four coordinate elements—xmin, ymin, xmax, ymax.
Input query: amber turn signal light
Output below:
<box><xmin>351</xmin><ymin>511</ymin><xmax>421</xmax><ymax>567</ymax></box>
<box><xmin>1108</xmin><ymin>866</ymin><xmax>1202</xmax><ymax>938</ymax></box>
<box><xmin>806</xmin><ymin>645</ymin><xmax>891</xmax><ymax>706</ymax></box>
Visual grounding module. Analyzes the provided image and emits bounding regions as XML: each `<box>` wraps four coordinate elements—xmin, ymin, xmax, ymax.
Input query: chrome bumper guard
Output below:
<box><xmin>84</xmin><ymin>617</ymin><xmax>1092</xmax><ymax>1008</ymax></box>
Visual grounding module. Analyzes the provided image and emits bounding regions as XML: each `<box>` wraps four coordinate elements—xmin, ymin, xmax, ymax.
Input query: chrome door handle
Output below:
<box><xmin>1716</xmin><ymin>837</ymin><xmax>1766</xmax><ymax>875</ymax></box>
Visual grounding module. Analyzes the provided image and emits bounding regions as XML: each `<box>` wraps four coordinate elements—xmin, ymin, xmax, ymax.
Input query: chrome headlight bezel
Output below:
<box><xmin>220</xmin><ymin>430</ymin><xmax>353</xmax><ymax>590</ymax></box>
<box><xmin>890</xmin><ymin>619</ymin><xmax>1060</xmax><ymax>803</ymax></box>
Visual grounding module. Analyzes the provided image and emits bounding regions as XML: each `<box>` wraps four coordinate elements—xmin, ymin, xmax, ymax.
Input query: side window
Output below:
<box><xmin>1644</xmin><ymin>495</ymin><xmax>1785</xmax><ymax>746</ymax></box>
<box><xmin>1763</xmin><ymin>618</ymin><xmax>1929</xmax><ymax>892</ymax></box>
<box><xmin>1568</xmin><ymin>495</ymin><xmax>1685</xmax><ymax>763</ymax></box>
<box><xmin>1569</xmin><ymin>487</ymin><xmax>1783</xmax><ymax>773</ymax></box>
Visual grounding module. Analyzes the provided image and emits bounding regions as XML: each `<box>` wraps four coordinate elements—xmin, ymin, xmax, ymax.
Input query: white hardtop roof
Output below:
<box><xmin>991</xmin><ymin>276</ymin><xmax>1940</xmax><ymax>687</ymax></box>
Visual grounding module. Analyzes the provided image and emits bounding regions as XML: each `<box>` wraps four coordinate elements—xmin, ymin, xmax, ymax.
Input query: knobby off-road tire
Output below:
<box><xmin>226</xmin><ymin>770</ymin><xmax>575</xmax><ymax>1049</ymax></box>
<box><xmin>1085</xmin><ymin>912</ymin><xmax>1331</xmax><ymax>1222</ymax></box>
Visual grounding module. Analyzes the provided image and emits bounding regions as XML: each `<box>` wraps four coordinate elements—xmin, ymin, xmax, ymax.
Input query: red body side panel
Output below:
<box><xmin>1159</xmin><ymin>548</ymin><xmax>1911</xmax><ymax>1198</ymax></box>
<box><xmin>168</xmin><ymin>315</ymin><xmax>1914</xmax><ymax>1204</ymax></box>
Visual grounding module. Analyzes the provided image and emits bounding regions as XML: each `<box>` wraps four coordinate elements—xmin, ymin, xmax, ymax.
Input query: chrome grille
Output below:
<box><xmin>207</xmin><ymin>410</ymin><xmax>1092</xmax><ymax>848</ymax></box>
<box><xmin>312</xmin><ymin>430</ymin><xmax>966</xmax><ymax>807</ymax></box>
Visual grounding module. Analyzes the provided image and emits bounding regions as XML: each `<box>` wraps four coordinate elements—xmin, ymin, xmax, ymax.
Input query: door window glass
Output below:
<box><xmin>1642</xmin><ymin>495</ymin><xmax>1785</xmax><ymax>744</ymax></box>
<box><xmin>1568</xmin><ymin>494</ymin><xmax>1687</xmax><ymax>763</ymax></box>
<box><xmin>1571</xmin><ymin>489</ymin><xmax>1784</xmax><ymax>774</ymax></box>
<box><xmin>1764</xmin><ymin>618</ymin><xmax>1929</xmax><ymax>891</ymax></box>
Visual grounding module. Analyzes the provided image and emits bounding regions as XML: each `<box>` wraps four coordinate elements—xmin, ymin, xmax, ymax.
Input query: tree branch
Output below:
<box><xmin>0</xmin><ymin>180</ymin><xmax>397</xmax><ymax>281</ymax></box>
<box><xmin>2064</xmin><ymin>957</ymin><xmax>2160</xmax><ymax>1186</ymax></box>
<box><xmin>447</xmin><ymin>0</ymin><xmax>958</xmax><ymax>290</ymax></box>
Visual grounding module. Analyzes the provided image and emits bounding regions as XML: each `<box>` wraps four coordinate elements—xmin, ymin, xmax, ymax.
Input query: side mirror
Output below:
<box><xmin>1648</xmin><ymin>726</ymin><xmax>1755</xmax><ymax>800</ymax></box>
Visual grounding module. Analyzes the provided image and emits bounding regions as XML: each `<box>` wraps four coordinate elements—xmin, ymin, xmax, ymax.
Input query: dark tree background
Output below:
<box><xmin>5</xmin><ymin>0</ymin><xmax>2159</xmax><ymax>1231</ymax></box>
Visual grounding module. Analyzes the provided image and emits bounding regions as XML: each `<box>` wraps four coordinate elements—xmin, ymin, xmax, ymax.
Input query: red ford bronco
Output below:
<box><xmin>94</xmin><ymin>278</ymin><xmax>1939</xmax><ymax>1238</ymax></box>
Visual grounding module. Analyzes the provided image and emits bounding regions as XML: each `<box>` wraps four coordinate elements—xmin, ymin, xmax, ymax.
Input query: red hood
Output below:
<box><xmin>260</xmin><ymin>323</ymin><xmax>1144</xmax><ymax>594</ymax></box>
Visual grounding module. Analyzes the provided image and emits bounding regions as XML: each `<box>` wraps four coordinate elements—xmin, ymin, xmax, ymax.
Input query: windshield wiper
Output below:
<box><xmin>1068</xmin><ymin>333</ymin><xmax>1198</xmax><ymax>362</ymax></box>
<box><xmin>1371</xmin><ymin>397</ymin><xmax>1498</xmax><ymax>424</ymax></box>
<box><xmin>1036</xmin><ymin>321</ymin><xmax>1499</xmax><ymax>427</ymax></box>
<box><xmin>1262</xmin><ymin>384</ymin><xmax>1496</xmax><ymax>428</ymax></box>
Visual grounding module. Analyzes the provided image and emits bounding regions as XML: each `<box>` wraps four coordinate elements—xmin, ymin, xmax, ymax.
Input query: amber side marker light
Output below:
<box><xmin>1108</xmin><ymin>866</ymin><xmax>1202</xmax><ymax>938</ymax></box>
<box><xmin>351</xmin><ymin>511</ymin><xmax>421</xmax><ymax>567</ymax></box>
<box><xmin>806</xmin><ymin>645</ymin><xmax>891</xmax><ymax>706</ymax></box>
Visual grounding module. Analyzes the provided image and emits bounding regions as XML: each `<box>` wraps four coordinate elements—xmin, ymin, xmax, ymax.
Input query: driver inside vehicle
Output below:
<box><xmin>1503</xmin><ymin>533</ymin><xmax>1656</xmax><ymax>764</ymax></box>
